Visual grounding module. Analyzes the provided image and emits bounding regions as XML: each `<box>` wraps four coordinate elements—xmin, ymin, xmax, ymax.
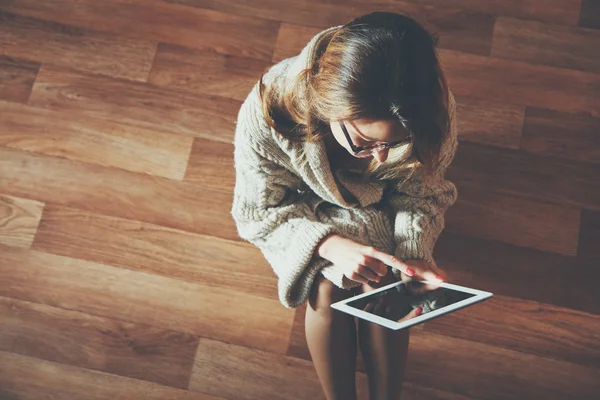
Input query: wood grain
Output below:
<box><xmin>422</xmin><ymin>294</ymin><xmax>600</xmax><ymax>368</ymax></box>
<box><xmin>446</xmin><ymin>141</ymin><xmax>600</xmax><ymax>211</ymax></box>
<box><xmin>0</xmin><ymin>147</ymin><xmax>238</xmax><ymax>240</ymax></box>
<box><xmin>521</xmin><ymin>106</ymin><xmax>600</xmax><ymax>163</ymax></box>
<box><xmin>0</xmin><ymin>194</ymin><xmax>44</xmax><ymax>249</ymax></box>
<box><xmin>579</xmin><ymin>0</ymin><xmax>600</xmax><ymax>29</ymax></box>
<box><xmin>29</xmin><ymin>65</ymin><xmax>240</xmax><ymax>143</ymax></box>
<box><xmin>444</xmin><ymin>185</ymin><xmax>581</xmax><ymax>256</ymax></box>
<box><xmin>0</xmin><ymin>296</ymin><xmax>199</xmax><ymax>388</ymax></box>
<box><xmin>454</xmin><ymin>94</ymin><xmax>525</xmax><ymax>149</ymax></box>
<box><xmin>0</xmin><ymin>0</ymin><xmax>280</xmax><ymax>61</ymax></box>
<box><xmin>0</xmin><ymin>1</ymin><xmax>597</xmax><ymax>398</ymax></box>
<box><xmin>433</xmin><ymin>231</ymin><xmax>600</xmax><ymax>315</ymax></box>
<box><xmin>149</xmin><ymin>43</ymin><xmax>270</xmax><ymax>101</ymax></box>
<box><xmin>0</xmin><ymin>11</ymin><xmax>156</xmax><ymax>81</ymax></box>
<box><xmin>273</xmin><ymin>23</ymin><xmax>321</xmax><ymax>63</ymax></box>
<box><xmin>440</xmin><ymin>48</ymin><xmax>600</xmax><ymax>118</ymax></box>
<box><xmin>0</xmin><ymin>100</ymin><xmax>193</xmax><ymax>180</ymax></box>
<box><xmin>0</xmin><ymin>351</ymin><xmax>224</xmax><ymax>400</ymax></box>
<box><xmin>33</xmin><ymin>205</ymin><xmax>277</xmax><ymax>300</ymax></box>
<box><xmin>0</xmin><ymin>54</ymin><xmax>39</xmax><ymax>103</ymax></box>
<box><xmin>402</xmin><ymin>0</ymin><xmax>583</xmax><ymax>25</ymax></box>
<box><xmin>189</xmin><ymin>337</ymin><xmax>370</xmax><ymax>400</ymax></box>
<box><xmin>399</xmin><ymin>383</ymin><xmax>479</xmax><ymax>400</ymax></box>
<box><xmin>167</xmin><ymin>0</ymin><xmax>584</xmax><ymax>27</ymax></box>
<box><xmin>168</xmin><ymin>0</ymin><xmax>497</xmax><ymax>56</ymax></box>
<box><xmin>578</xmin><ymin>209</ymin><xmax>600</xmax><ymax>271</ymax></box>
<box><xmin>184</xmin><ymin>138</ymin><xmax>235</xmax><ymax>191</ymax></box>
<box><xmin>404</xmin><ymin>330</ymin><xmax>600</xmax><ymax>400</ymax></box>
<box><xmin>492</xmin><ymin>16</ymin><xmax>600</xmax><ymax>73</ymax></box>
<box><xmin>0</xmin><ymin>245</ymin><xmax>294</xmax><ymax>354</ymax></box>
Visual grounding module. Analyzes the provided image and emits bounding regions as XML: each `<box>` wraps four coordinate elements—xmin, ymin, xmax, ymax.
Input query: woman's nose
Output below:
<box><xmin>374</xmin><ymin>148</ymin><xmax>389</xmax><ymax>163</ymax></box>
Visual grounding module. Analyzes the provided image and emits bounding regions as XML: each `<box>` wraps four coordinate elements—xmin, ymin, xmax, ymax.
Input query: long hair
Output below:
<box><xmin>259</xmin><ymin>11</ymin><xmax>451</xmax><ymax>186</ymax></box>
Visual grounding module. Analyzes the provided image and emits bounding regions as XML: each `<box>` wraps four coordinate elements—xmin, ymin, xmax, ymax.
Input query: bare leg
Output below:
<box><xmin>306</xmin><ymin>274</ymin><xmax>359</xmax><ymax>400</ymax></box>
<box><xmin>357</xmin><ymin>271</ymin><xmax>410</xmax><ymax>400</ymax></box>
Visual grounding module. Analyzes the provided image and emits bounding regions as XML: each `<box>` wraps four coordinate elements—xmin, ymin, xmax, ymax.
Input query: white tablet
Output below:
<box><xmin>331</xmin><ymin>278</ymin><xmax>493</xmax><ymax>330</ymax></box>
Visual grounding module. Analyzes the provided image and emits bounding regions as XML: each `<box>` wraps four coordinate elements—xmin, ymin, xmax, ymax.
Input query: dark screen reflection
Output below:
<box><xmin>347</xmin><ymin>280</ymin><xmax>475</xmax><ymax>323</ymax></box>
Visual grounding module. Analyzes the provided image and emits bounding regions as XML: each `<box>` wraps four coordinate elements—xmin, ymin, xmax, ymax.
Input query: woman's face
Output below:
<box><xmin>329</xmin><ymin>119</ymin><xmax>409</xmax><ymax>163</ymax></box>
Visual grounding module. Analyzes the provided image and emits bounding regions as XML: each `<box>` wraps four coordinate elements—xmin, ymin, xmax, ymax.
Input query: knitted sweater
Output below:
<box><xmin>231</xmin><ymin>26</ymin><xmax>459</xmax><ymax>309</ymax></box>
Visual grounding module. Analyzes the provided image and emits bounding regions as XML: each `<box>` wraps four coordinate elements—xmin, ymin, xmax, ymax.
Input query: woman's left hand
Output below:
<box><xmin>399</xmin><ymin>259</ymin><xmax>448</xmax><ymax>282</ymax></box>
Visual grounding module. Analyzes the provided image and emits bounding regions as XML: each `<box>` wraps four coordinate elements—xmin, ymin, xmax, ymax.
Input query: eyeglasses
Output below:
<box><xmin>339</xmin><ymin>121</ymin><xmax>412</xmax><ymax>157</ymax></box>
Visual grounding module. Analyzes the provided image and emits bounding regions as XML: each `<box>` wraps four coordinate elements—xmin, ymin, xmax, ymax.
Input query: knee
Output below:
<box><xmin>308</xmin><ymin>274</ymin><xmax>355</xmax><ymax>313</ymax></box>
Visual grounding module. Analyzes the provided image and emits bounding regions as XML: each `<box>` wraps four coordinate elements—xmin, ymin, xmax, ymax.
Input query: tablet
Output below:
<box><xmin>331</xmin><ymin>278</ymin><xmax>493</xmax><ymax>330</ymax></box>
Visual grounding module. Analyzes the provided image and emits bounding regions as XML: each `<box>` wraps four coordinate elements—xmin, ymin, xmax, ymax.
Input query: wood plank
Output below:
<box><xmin>166</xmin><ymin>0</ymin><xmax>495</xmax><ymax>56</ymax></box>
<box><xmin>0</xmin><ymin>296</ymin><xmax>198</xmax><ymax>388</ymax></box>
<box><xmin>168</xmin><ymin>0</ymin><xmax>583</xmax><ymax>27</ymax></box>
<box><xmin>273</xmin><ymin>23</ymin><xmax>321</xmax><ymax>63</ymax></box>
<box><xmin>149</xmin><ymin>43</ymin><xmax>269</xmax><ymax>101</ymax></box>
<box><xmin>0</xmin><ymin>194</ymin><xmax>44</xmax><ymax>249</ymax></box>
<box><xmin>0</xmin><ymin>100</ymin><xmax>193</xmax><ymax>180</ymax></box>
<box><xmin>0</xmin><ymin>147</ymin><xmax>237</xmax><ymax>241</ymax></box>
<box><xmin>454</xmin><ymin>94</ymin><xmax>524</xmax><ymax>149</ymax></box>
<box><xmin>0</xmin><ymin>11</ymin><xmax>156</xmax><ymax>81</ymax></box>
<box><xmin>399</xmin><ymin>383</ymin><xmax>479</xmax><ymax>400</ymax></box>
<box><xmin>492</xmin><ymin>17</ymin><xmax>600</xmax><ymax>73</ymax></box>
<box><xmin>0</xmin><ymin>351</ymin><xmax>223</xmax><ymax>400</ymax></box>
<box><xmin>29</xmin><ymin>65</ymin><xmax>240</xmax><ymax>143</ymax></box>
<box><xmin>0</xmin><ymin>245</ymin><xmax>294</xmax><ymax>354</ymax></box>
<box><xmin>32</xmin><ymin>205</ymin><xmax>277</xmax><ymax>300</ymax></box>
<box><xmin>578</xmin><ymin>209</ymin><xmax>600</xmax><ymax>273</ymax></box>
<box><xmin>401</xmin><ymin>0</ymin><xmax>582</xmax><ymax>26</ymax></box>
<box><xmin>439</xmin><ymin>48</ymin><xmax>600</xmax><ymax>118</ymax></box>
<box><xmin>404</xmin><ymin>330</ymin><xmax>600</xmax><ymax>400</ymax></box>
<box><xmin>445</xmin><ymin>141</ymin><xmax>600</xmax><ymax>211</ymax></box>
<box><xmin>0</xmin><ymin>0</ymin><xmax>279</xmax><ymax>62</ymax></box>
<box><xmin>579</xmin><ymin>0</ymin><xmax>600</xmax><ymax>29</ymax></box>
<box><xmin>521</xmin><ymin>106</ymin><xmax>600</xmax><ymax>164</ymax></box>
<box><xmin>0</xmin><ymin>54</ymin><xmax>39</xmax><ymax>103</ymax></box>
<box><xmin>184</xmin><ymin>138</ymin><xmax>235</xmax><ymax>191</ymax></box>
<box><xmin>444</xmin><ymin>185</ymin><xmax>581</xmax><ymax>256</ymax></box>
<box><xmin>422</xmin><ymin>294</ymin><xmax>600</xmax><ymax>369</ymax></box>
<box><xmin>189</xmin><ymin>337</ymin><xmax>369</xmax><ymax>400</ymax></box>
<box><xmin>433</xmin><ymin>231</ymin><xmax>600</xmax><ymax>315</ymax></box>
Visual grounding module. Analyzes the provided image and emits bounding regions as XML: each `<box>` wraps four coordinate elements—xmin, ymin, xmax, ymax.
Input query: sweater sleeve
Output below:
<box><xmin>384</xmin><ymin>95</ymin><xmax>459</xmax><ymax>278</ymax></box>
<box><xmin>231</xmin><ymin>93</ymin><xmax>338</xmax><ymax>309</ymax></box>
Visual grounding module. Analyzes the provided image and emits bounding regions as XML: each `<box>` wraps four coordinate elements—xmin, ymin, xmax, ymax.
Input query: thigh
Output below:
<box><xmin>308</xmin><ymin>273</ymin><xmax>357</xmax><ymax>312</ymax></box>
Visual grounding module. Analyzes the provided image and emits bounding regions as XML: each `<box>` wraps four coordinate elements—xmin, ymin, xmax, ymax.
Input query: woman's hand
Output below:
<box><xmin>399</xmin><ymin>259</ymin><xmax>449</xmax><ymax>292</ymax></box>
<box><xmin>317</xmin><ymin>234</ymin><xmax>417</xmax><ymax>284</ymax></box>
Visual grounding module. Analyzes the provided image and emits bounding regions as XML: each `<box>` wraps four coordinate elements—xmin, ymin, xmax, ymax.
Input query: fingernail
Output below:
<box><xmin>415</xmin><ymin>307</ymin><xmax>423</xmax><ymax>316</ymax></box>
<box><xmin>407</xmin><ymin>268</ymin><xmax>415</xmax><ymax>276</ymax></box>
<box><xmin>436</xmin><ymin>275</ymin><xmax>445</xmax><ymax>281</ymax></box>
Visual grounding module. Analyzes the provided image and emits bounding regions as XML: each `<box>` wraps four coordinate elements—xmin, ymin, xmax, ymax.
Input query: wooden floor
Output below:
<box><xmin>0</xmin><ymin>0</ymin><xmax>599</xmax><ymax>399</ymax></box>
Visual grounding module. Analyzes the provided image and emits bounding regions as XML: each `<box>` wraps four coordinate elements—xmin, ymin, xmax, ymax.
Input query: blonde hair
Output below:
<box><xmin>259</xmin><ymin>11</ymin><xmax>451</xmax><ymax>187</ymax></box>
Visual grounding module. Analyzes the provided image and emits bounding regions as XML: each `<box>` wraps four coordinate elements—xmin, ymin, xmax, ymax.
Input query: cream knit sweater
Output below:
<box><xmin>231</xmin><ymin>26</ymin><xmax>458</xmax><ymax>309</ymax></box>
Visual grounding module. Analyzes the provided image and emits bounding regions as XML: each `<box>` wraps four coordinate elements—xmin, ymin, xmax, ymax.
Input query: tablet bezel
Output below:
<box><xmin>330</xmin><ymin>278</ymin><xmax>493</xmax><ymax>330</ymax></box>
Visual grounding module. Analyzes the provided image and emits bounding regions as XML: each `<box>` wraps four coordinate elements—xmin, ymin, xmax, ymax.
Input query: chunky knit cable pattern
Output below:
<box><xmin>231</xmin><ymin>27</ymin><xmax>458</xmax><ymax>309</ymax></box>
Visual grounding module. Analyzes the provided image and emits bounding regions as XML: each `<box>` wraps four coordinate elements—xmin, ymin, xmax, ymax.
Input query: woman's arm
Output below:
<box><xmin>231</xmin><ymin>95</ymin><xmax>339</xmax><ymax>310</ymax></box>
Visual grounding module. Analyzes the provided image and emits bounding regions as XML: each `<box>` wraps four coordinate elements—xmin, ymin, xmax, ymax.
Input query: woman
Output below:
<box><xmin>231</xmin><ymin>11</ymin><xmax>458</xmax><ymax>400</ymax></box>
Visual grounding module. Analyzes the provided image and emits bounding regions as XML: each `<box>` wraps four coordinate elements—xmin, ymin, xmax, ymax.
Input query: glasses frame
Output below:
<box><xmin>338</xmin><ymin>121</ymin><xmax>412</xmax><ymax>156</ymax></box>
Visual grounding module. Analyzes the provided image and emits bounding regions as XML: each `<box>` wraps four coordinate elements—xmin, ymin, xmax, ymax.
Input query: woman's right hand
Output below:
<box><xmin>317</xmin><ymin>234</ymin><xmax>416</xmax><ymax>284</ymax></box>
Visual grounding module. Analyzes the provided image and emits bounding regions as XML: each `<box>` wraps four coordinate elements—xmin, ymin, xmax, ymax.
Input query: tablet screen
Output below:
<box><xmin>346</xmin><ymin>280</ymin><xmax>476</xmax><ymax>323</ymax></box>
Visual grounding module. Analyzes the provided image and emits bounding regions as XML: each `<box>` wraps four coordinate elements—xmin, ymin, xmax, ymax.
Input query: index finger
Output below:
<box><xmin>368</xmin><ymin>247</ymin><xmax>414</xmax><ymax>276</ymax></box>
